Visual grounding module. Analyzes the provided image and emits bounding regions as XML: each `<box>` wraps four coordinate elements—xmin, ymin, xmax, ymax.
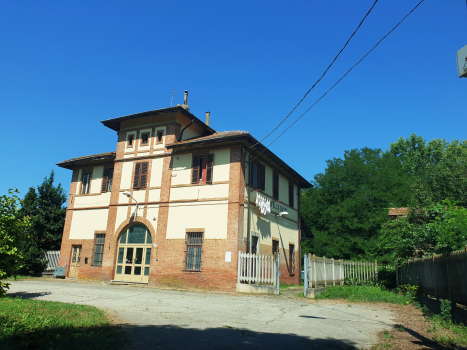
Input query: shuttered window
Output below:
<box><xmin>191</xmin><ymin>154</ymin><xmax>213</xmax><ymax>184</ymax></box>
<box><xmin>185</xmin><ymin>232</ymin><xmax>203</xmax><ymax>271</ymax></box>
<box><xmin>289</xmin><ymin>182</ymin><xmax>294</xmax><ymax>208</ymax></box>
<box><xmin>250</xmin><ymin>161</ymin><xmax>265</xmax><ymax>191</ymax></box>
<box><xmin>81</xmin><ymin>172</ymin><xmax>91</xmax><ymax>194</ymax></box>
<box><xmin>92</xmin><ymin>234</ymin><xmax>105</xmax><ymax>266</ymax></box>
<box><xmin>133</xmin><ymin>162</ymin><xmax>148</xmax><ymax>189</ymax></box>
<box><xmin>273</xmin><ymin>172</ymin><xmax>279</xmax><ymax>200</ymax></box>
<box><xmin>101</xmin><ymin>168</ymin><xmax>114</xmax><ymax>193</ymax></box>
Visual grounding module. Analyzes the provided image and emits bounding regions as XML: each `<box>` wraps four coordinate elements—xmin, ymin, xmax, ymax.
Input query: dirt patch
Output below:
<box><xmin>372</xmin><ymin>304</ymin><xmax>461</xmax><ymax>349</ymax></box>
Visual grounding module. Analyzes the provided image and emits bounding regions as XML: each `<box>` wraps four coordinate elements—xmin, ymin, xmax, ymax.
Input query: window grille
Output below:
<box><xmin>92</xmin><ymin>234</ymin><xmax>105</xmax><ymax>266</ymax></box>
<box><xmin>186</xmin><ymin>232</ymin><xmax>203</xmax><ymax>271</ymax></box>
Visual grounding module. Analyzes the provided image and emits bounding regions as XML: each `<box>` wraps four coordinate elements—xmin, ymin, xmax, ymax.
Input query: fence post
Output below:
<box><xmin>395</xmin><ymin>262</ymin><xmax>399</xmax><ymax>288</ymax></box>
<box><xmin>237</xmin><ymin>251</ymin><xmax>241</xmax><ymax>283</ymax></box>
<box><xmin>375</xmin><ymin>260</ymin><xmax>378</xmax><ymax>282</ymax></box>
<box><xmin>304</xmin><ymin>254</ymin><xmax>308</xmax><ymax>297</ymax></box>
<box><xmin>332</xmin><ymin>258</ymin><xmax>335</xmax><ymax>286</ymax></box>
<box><xmin>341</xmin><ymin>259</ymin><xmax>345</xmax><ymax>286</ymax></box>
<box><xmin>313</xmin><ymin>254</ymin><xmax>317</xmax><ymax>289</ymax></box>
<box><xmin>276</xmin><ymin>252</ymin><xmax>280</xmax><ymax>296</ymax></box>
<box><xmin>324</xmin><ymin>256</ymin><xmax>327</xmax><ymax>287</ymax></box>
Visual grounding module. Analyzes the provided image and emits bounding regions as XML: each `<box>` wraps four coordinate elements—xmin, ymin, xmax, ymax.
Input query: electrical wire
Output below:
<box><xmin>249</xmin><ymin>0</ymin><xmax>379</xmax><ymax>150</ymax></box>
<box><xmin>251</xmin><ymin>0</ymin><xmax>425</xmax><ymax>163</ymax></box>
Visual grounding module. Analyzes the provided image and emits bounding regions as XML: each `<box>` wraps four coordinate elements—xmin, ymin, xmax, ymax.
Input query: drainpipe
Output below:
<box><xmin>245</xmin><ymin>145</ymin><xmax>260</xmax><ymax>254</ymax></box>
<box><xmin>178</xmin><ymin>118</ymin><xmax>194</xmax><ymax>142</ymax></box>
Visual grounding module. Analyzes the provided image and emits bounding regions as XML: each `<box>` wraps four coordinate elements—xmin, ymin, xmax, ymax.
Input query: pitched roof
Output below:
<box><xmin>167</xmin><ymin>130</ymin><xmax>312</xmax><ymax>189</ymax></box>
<box><xmin>388</xmin><ymin>207</ymin><xmax>409</xmax><ymax>216</ymax></box>
<box><xmin>100</xmin><ymin>105</ymin><xmax>215</xmax><ymax>133</ymax></box>
<box><xmin>57</xmin><ymin>152</ymin><xmax>116</xmax><ymax>169</ymax></box>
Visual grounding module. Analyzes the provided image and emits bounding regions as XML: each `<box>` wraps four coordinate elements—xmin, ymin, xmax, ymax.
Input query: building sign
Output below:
<box><xmin>255</xmin><ymin>193</ymin><xmax>271</xmax><ymax>215</ymax></box>
<box><xmin>271</xmin><ymin>202</ymin><xmax>288</xmax><ymax>213</ymax></box>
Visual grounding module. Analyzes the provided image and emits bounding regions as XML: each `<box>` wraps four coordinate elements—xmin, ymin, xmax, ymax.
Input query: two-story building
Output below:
<box><xmin>57</xmin><ymin>99</ymin><xmax>311</xmax><ymax>290</ymax></box>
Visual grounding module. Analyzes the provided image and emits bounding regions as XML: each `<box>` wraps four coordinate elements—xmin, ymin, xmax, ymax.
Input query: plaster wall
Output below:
<box><xmin>120</xmin><ymin>161</ymin><xmax>133</xmax><ymax>190</ymax></box>
<box><xmin>69</xmin><ymin>209</ymin><xmax>109</xmax><ymax>239</ymax></box>
<box><xmin>74</xmin><ymin>192</ymin><xmax>111</xmax><ymax>208</ymax></box>
<box><xmin>90</xmin><ymin>166</ymin><xmax>104</xmax><ymax>194</ymax></box>
<box><xmin>170</xmin><ymin>183</ymin><xmax>229</xmax><ymax>201</ymax></box>
<box><xmin>166</xmin><ymin>201</ymin><xmax>228</xmax><ymax>239</ymax></box>
<box><xmin>150</xmin><ymin>158</ymin><xmax>164</xmax><ymax>187</ymax></box>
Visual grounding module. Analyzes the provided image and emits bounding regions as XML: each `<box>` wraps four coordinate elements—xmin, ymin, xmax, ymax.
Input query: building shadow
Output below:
<box><xmin>8</xmin><ymin>291</ymin><xmax>51</xmax><ymax>299</ymax></box>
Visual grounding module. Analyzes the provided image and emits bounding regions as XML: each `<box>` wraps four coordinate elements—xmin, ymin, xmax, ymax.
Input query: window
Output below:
<box><xmin>133</xmin><ymin>162</ymin><xmax>148</xmax><ymax>189</ymax></box>
<box><xmin>156</xmin><ymin>130</ymin><xmax>164</xmax><ymax>144</ymax></box>
<box><xmin>289</xmin><ymin>182</ymin><xmax>294</xmax><ymax>208</ymax></box>
<box><xmin>101</xmin><ymin>168</ymin><xmax>114</xmax><ymax>193</ymax></box>
<box><xmin>250</xmin><ymin>161</ymin><xmax>265</xmax><ymax>191</ymax></box>
<box><xmin>92</xmin><ymin>233</ymin><xmax>105</xmax><ymax>266</ymax></box>
<box><xmin>289</xmin><ymin>244</ymin><xmax>295</xmax><ymax>275</ymax></box>
<box><xmin>272</xmin><ymin>239</ymin><xmax>279</xmax><ymax>255</ymax></box>
<box><xmin>81</xmin><ymin>172</ymin><xmax>91</xmax><ymax>194</ymax></box>
<box><xmin>185</xmin><ymin>232</ymin><xmax>203</xmax><ymax>271</ymax></box>
<box><xmin>251</xmin><ymin>236</ymin><xmax>259</xmax><ymax>255</ymax></box>
<box><xmin>141</xmin><ymin>132</ymin><xmax>150</xmax><ymax>145</ymax></box>
<box><xmin>191</xmin><ymin>154</ymin><xmax>213</xmax><ymax>184</ymax></box>
<box><xmin>128</xmin><ymin>135</ymin><xmax>134</xmax><ymax>147</ymax></box>
<box><xmin>273</xmin><ymin>172</ymin><xmax>279</xmax><ymax>200</ymax></box>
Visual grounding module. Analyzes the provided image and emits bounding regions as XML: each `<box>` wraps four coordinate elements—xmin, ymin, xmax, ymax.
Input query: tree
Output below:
<box><xmin>301</xmin><ymin>148</ymin><xmax>411</xmax><ymax>260</ymax></box>
<box><xmin>18</xmin><ymin>171</ymin><xmax>67</xmax><ymax>276</ymax></box>
<box><xmin>0</xmin><ymin>189</ymin><xmax>30</xmax><ymax>296</ymax></box>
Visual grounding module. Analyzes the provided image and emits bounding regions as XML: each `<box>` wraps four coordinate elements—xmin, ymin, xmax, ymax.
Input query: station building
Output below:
<box><xmin>57</xmin><ymin>99</ymin><xmax>311</xmax><ymax>290</ymax></box>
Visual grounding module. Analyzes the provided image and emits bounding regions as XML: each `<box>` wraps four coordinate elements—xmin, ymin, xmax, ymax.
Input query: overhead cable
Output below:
<box><xmin>251</xmin><ymin>0</ymin><xmax>425</xmax><ymax>162</ymax></box>
<box><xmin>249</xmin><ymin>0</ymin><xmax>379</xmax><ymax>150</ymax></box>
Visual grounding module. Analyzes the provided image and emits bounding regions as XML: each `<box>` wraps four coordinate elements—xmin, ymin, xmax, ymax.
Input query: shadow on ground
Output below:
<box><xmin>122</xmin><ymin>324</ymin><xmax>360</xmax><ymax>350</ymax></box>
<box><xmin>7</xmin><ymin>291</ymin><xmax>51</xmax><ymax>299</ymax></box>
<box><xmin>1</xmin><ymin>322</ymin><xmax>360</xmax><ymax>350</ymax></box>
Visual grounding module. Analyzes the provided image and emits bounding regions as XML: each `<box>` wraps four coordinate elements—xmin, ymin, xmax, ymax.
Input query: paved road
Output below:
<box><xmin>8</xmin><ymin>280</ymin><xmax>396</xmax><ymax>349</ymax></box>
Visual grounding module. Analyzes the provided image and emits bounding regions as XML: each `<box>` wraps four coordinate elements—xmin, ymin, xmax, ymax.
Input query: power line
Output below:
<box><xmin>249</xmin><ymin>0</ymin><xmax>379</xmax><ymax>150</ymax></box>
<box><xmin>251</xmin><ymin>0</ymin><xmax>425</xmax><ymax>162</ymax></box>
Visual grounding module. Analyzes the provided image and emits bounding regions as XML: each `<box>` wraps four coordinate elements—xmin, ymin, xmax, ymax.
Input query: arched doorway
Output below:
<box><xmin>114</xmin><ymin>224</ymin><xmax>152</xmax><ymax>283</ymax></box>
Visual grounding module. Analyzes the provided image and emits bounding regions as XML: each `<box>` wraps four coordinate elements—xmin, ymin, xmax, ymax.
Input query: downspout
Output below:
<box><xmin>178</xmin><ymin>118</ymin><xmax>194</xmax><ymax>142</ymax></box>
<box><xmin>245</xmin><ymin>145</ymin><xmax>260</xmax><ymax>254</ymax></box>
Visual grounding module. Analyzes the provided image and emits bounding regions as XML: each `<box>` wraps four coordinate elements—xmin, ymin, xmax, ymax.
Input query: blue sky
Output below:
<box><xmin>0</xmin><ymin>0</ymin><xmax>465</xmax><ymax>199</ymax></box>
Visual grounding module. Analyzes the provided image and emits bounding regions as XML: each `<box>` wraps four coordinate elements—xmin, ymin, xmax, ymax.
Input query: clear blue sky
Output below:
<box><xmin>1</xmin><ymin>0</ymin><xmax>465</xmax><ymax>199</ymax></box>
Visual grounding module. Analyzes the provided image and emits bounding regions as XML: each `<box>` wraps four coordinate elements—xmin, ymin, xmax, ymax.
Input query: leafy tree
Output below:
<box><xmin>301</xmin><ymin>148</ymin><xmax>411</xmax><ymax>260</ymax></box>
<box><xmin>379</xmin><ymin>200</ymin><xmax>467</xmax><ymax>264</ymax></box>
<box><xmin>18</xmin><ymin>171</ymin><xmax>67</xmax><ymax>276</ymax></box>
<box><xmin>0</xmin><ymin>189</ymin><xmax>30</xmax><ymax>296</ymax></box>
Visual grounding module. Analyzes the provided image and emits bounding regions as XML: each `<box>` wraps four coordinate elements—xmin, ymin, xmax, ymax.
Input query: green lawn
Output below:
<box><xmin>315</xmin><ymin>285</ymin><xmax>413</xmax><ymax>304</ymax></box>
<box><xmin>0</xmin><ymin>297</ymin><xmax>127</xmax><ymax>350</ymax></box>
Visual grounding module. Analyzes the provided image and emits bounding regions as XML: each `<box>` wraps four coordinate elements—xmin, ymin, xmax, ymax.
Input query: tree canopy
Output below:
<box><xmin>301</xmin><ymin>134</ymin><xmax>467</xmax><ymax>263</ymax></box>
<box><xmin>18</xmin><ymin>171</ymin><xmax>67</xmax><ymax>276</ymax></box>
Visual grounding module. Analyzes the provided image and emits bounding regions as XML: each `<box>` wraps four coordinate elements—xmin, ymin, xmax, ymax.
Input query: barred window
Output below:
<box><xmin>92</xmin><ymin>233</ymin><xmax>105</xmax><ymax>266</ymax></box>
<box><xmin>185</xmin><ymin>232</ymin><xmax>203</xmax><ymax>271</ymax></box>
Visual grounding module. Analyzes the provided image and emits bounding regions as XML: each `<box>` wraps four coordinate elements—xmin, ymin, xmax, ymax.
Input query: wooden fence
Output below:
<box><xmin>399</xmin><ymin>248</ymin><xmax>467</xmax><ymax>305</ymax></box>
<box><xmin>237</xmin><ymin>252</ymin><xmax>277</xmax><ymax>285</ymax></box>
<box><xmin>42</xmin><ymin>250</ymin><xmax>60</xmax><ymax>274</ymax></box>
<box><xmin>304</xmin><ymin>254</ymin><xmax>377</xmax><ymax>289</ymax></box>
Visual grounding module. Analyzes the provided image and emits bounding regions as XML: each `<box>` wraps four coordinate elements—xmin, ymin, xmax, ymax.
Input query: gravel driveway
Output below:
<box><xmin>8</xmin><ymin>279</ymin><xmax>396</xmax><ymax>349</ymax></box>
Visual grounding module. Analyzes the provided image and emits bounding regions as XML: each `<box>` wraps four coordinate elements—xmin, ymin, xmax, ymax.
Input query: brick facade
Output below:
<box><xmin>57</xmin><ymin>106</ymin><xmax>309</xmax><ymax>290</ymax></box>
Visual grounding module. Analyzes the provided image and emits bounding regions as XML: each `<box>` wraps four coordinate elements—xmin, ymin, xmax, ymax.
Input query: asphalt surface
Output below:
<box><xmin>8</xmin><ymin>279</ymin><xmax>396</xmax><ymax>349</ymax></box>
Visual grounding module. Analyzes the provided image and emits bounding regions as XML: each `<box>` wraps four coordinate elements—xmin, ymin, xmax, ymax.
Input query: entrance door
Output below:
<box><xmin>69</xmin><ymin>245</ymin><xmax>81</xmax><ymax>278</ymax></box>
<box><xmin>114</xmin><ymin>224</ymin><xmax>152</xmax><ymax>283</ymax></box>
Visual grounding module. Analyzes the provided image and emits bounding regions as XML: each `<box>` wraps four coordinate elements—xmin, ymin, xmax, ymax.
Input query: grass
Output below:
<box><xmin>279</xmin><ymin>283</ymin><xmax>299</xmax><ymax>290</ymax></box>
<box><xmin>315</xmin><ymin>285</ymin><xmax>413</xmax><ymax>304</ymax></box>
<box><xmin>4</xmin><ymin>275</ymin><xmax>35</xmax><ymax>281</ymax></box>
<box><xmin>0</xmin><ymin>297</ymin><xmax>127</xmax><ymax>350</ymax></box>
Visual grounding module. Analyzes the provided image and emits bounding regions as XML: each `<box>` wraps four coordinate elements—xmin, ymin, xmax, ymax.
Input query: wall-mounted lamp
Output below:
<box><xmin>276</xmin><ymin>211</ymin><xmax>289</xmax><ymax>217</ymax></box>
<box><xmin>122</xmin><ymin>191</ymin><xmax>139</xmax><ymax>217</ymax></box>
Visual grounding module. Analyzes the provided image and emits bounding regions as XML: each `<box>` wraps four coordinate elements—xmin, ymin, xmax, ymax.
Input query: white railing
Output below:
<box><xmin>42</xmin><ymin>250</ymin><xmax>60</xmax><ymax>273</ymax></box>
<box><xmin>304</xmin><ymin>254</ymin><xmax>377</xmax><ymax>291</ymax></box>
<box><xmin>237</xmin><ymin>252</ymin><xmax>277</xmax><ymax>285</ymax></box>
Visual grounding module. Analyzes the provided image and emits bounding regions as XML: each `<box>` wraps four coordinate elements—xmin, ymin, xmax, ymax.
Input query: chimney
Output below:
<box><xmin>183</xmin><ymin>90</ymin><xmax>188</xmax><ymax>106</ymax></box>
<box><xmin>205</xmin><ymin>111</ymin><xmax>210</xmax><ymax>126</ymax></box>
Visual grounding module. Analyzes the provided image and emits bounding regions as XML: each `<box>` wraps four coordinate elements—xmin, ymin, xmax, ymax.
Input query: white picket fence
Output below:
<box><xmin>304</xmin><ymin>254</ymin><xmax>377</xmax><ymax>290</ymax></box>
<box><xmin>237</xmin><ymin>252</ymin><xmax>277</xmax><ymax>285</ymax></box>
<box><xmin>42</xmin><ymin>250</ymin><xmax>60</xmax><ymax>274</ymax></box>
